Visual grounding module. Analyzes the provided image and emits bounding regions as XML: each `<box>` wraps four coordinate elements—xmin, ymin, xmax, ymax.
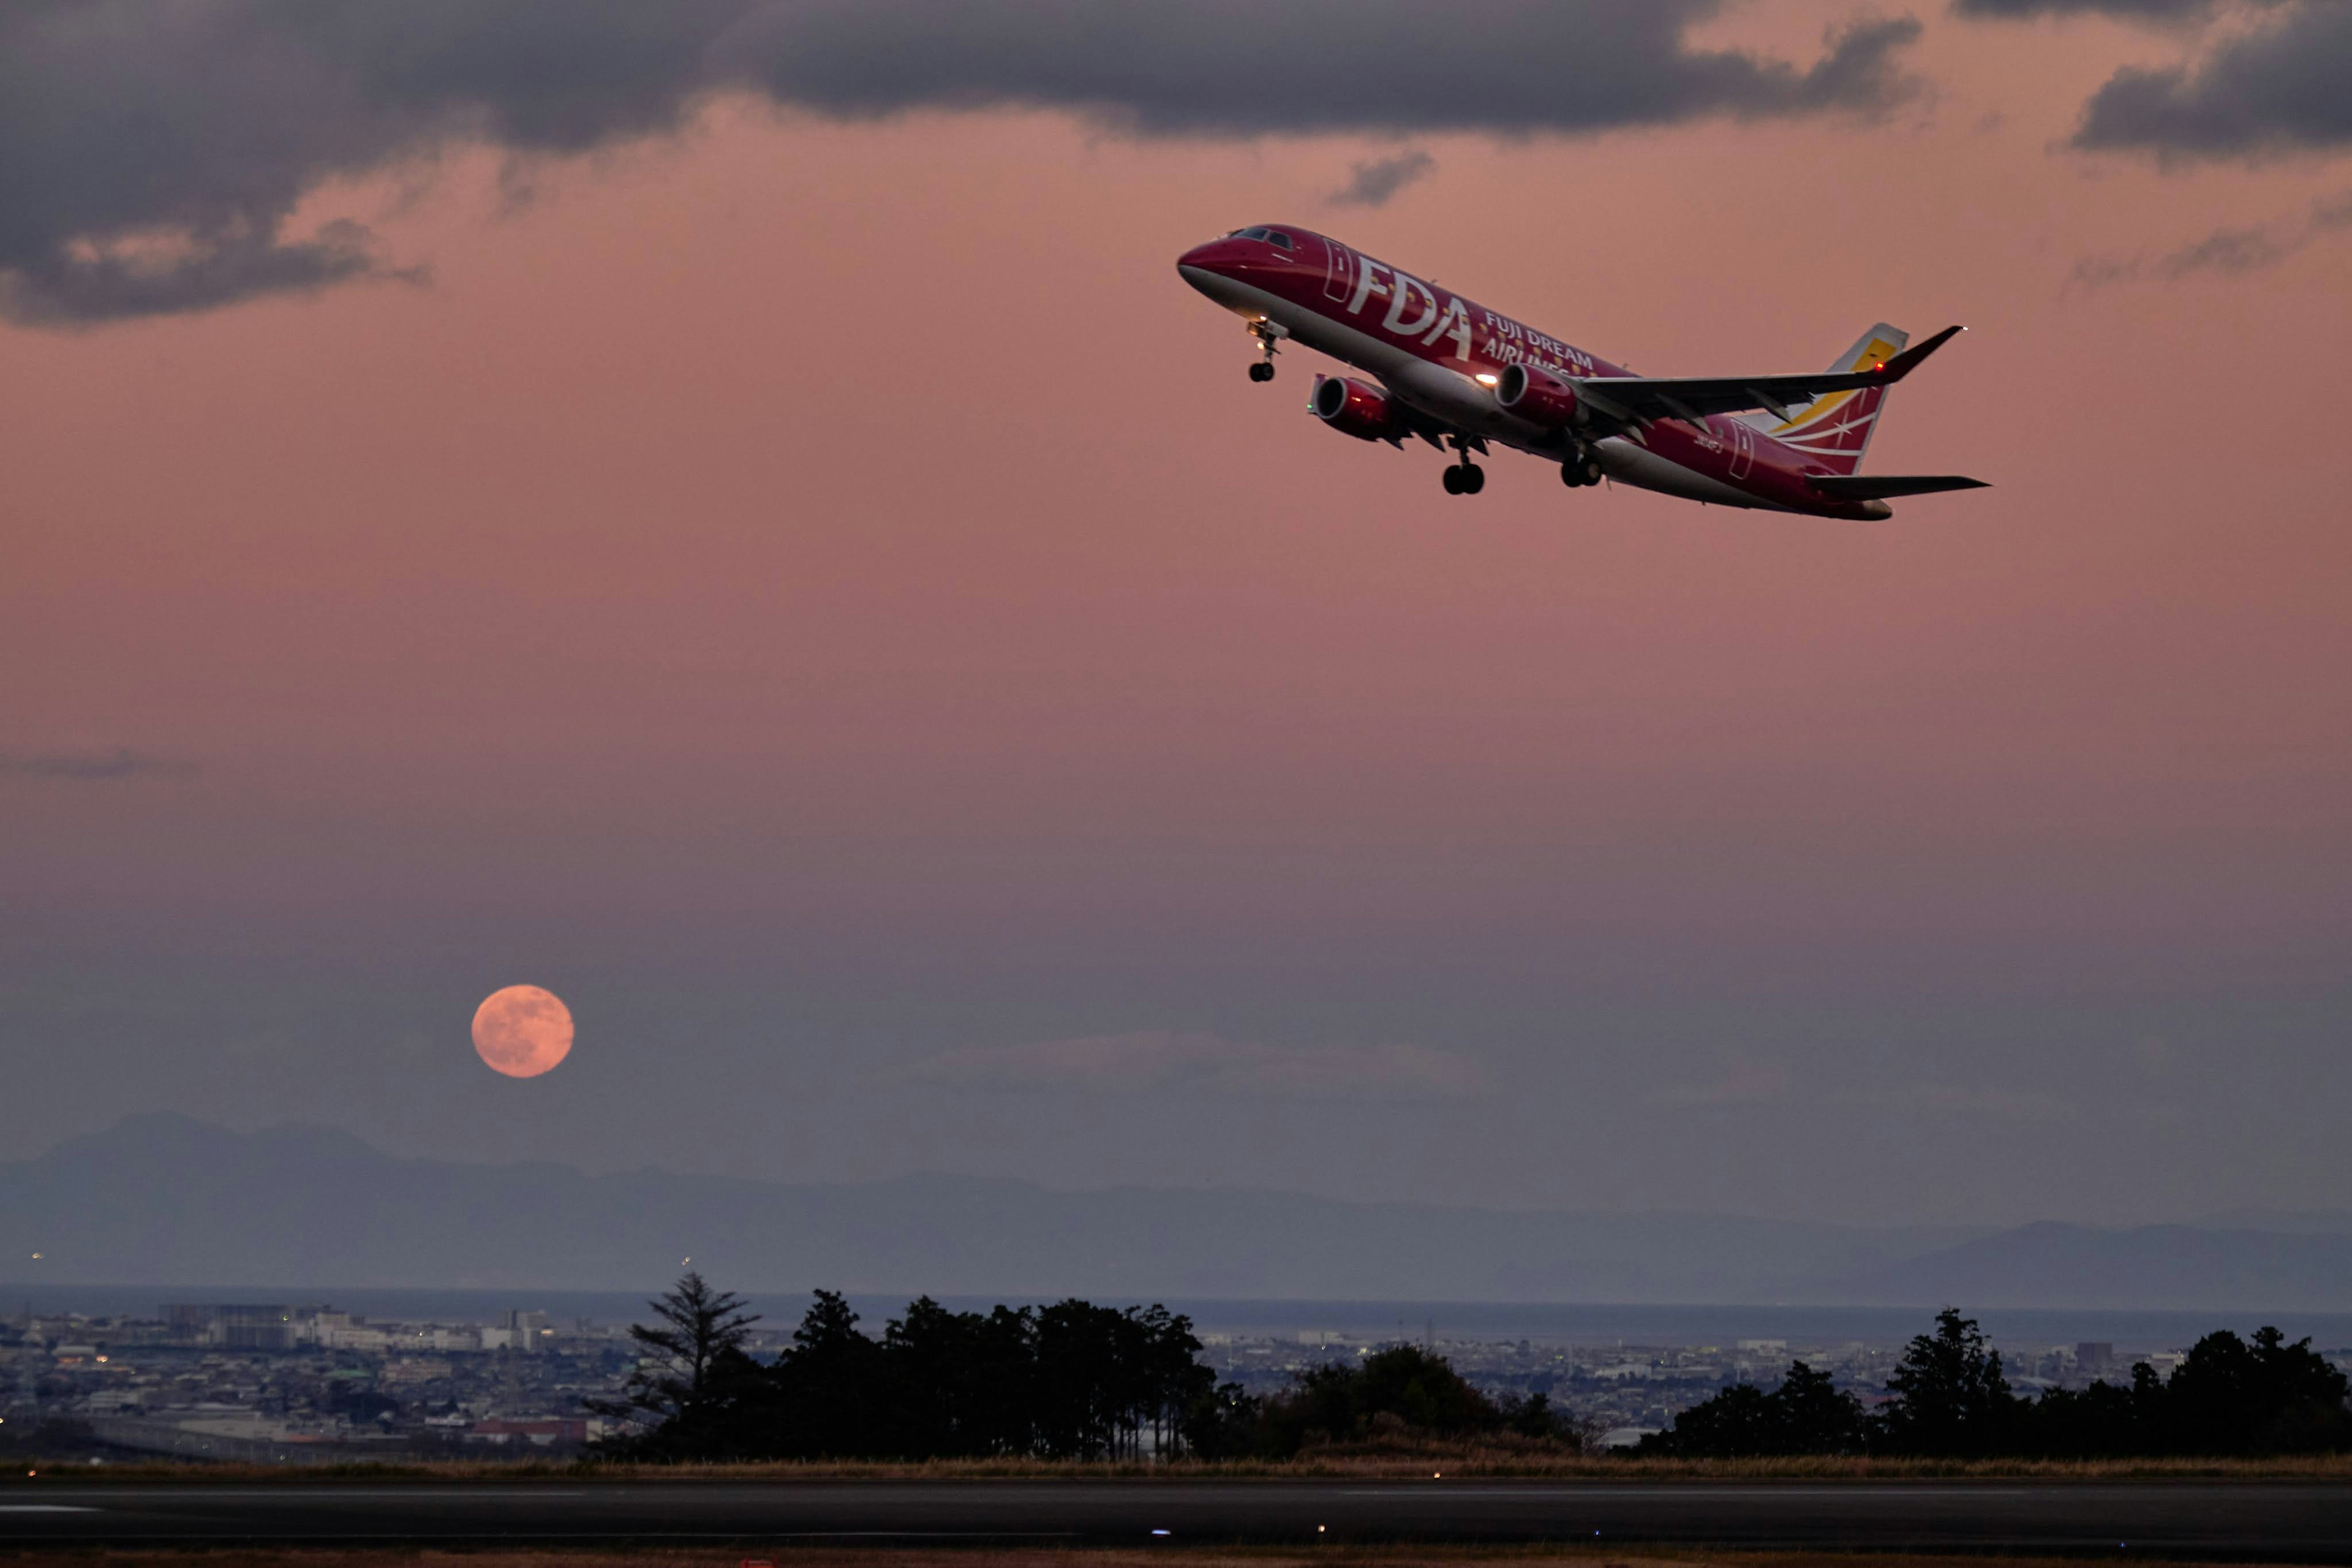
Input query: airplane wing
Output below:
<box><xmin>1570</xmin><ymin>325</ymin><xmax>1966</xmax><ymax>427</ymax></box>
<box><xmin>1806</xmin><ymin>474</ymin><xmax>1990</xmax><ymax>500</ymax></box>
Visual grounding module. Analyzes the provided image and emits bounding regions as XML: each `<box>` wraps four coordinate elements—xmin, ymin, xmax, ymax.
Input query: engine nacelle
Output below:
<box><xmin>1310</xmin><ymin>374</ymin><xmax>1403</xmax><ymax>444</ymax></box>
<box><xmin>1495</xmin><ymin>362</ymin><xmax>1586</xmax><ymax>428</ymax></box>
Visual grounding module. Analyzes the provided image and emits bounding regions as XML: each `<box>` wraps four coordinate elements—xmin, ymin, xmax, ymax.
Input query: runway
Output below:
<box><xmin>3</xmin><ymin>1480</ymin><xmax>2350</xmax><ymax>1559</ymax></box>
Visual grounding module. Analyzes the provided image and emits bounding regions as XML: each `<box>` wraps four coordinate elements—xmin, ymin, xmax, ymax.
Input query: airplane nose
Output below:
<box><xmin>1176</xmin><ymin>239</ymin><xmax>1248</xmax><ymax>300</ymax></box>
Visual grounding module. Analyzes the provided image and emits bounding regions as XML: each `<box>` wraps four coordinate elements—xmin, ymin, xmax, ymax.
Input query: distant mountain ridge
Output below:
<box><xmin>4</xmin><ymin>1114</ymin><xmax>2350</xmax><ymax>1310</ymax></box>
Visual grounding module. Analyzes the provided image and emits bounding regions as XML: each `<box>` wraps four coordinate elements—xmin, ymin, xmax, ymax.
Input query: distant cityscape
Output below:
<box><xmin>12</xmin><ymin>1298</ymin><xmax>2349</xmax><ymax>1461</ymax></box>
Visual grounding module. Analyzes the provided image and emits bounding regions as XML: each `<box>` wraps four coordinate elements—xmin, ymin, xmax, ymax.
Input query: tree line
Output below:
<box><xmin>597</xmin><ymin>1279</ymin><xmax>2349</xmax><ymax>1462</ymax></box>
<box><xmin>1640</xmin><ymin>1307</ymin><xmax>2352</xmax><ymax>1458</ymax></box>
<box><xmin>590</xmin><ymin>1273</ymin><xmax>1581</xmax><ymax>1461</ymax></box>
<box><xmin>590</xmin><ymin>1275</ymin><xmax>1212</xmax><ymax>1460</ymax></box>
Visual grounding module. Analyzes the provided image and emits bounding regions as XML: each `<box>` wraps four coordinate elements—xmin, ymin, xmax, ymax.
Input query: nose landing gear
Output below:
<box><xmin>1246</xmin><ymin>318</ymin><xmax>1287</xmax><ymax>382</ymax></box>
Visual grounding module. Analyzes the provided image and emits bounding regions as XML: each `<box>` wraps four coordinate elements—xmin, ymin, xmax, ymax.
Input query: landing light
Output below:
<box><xmin>1474</xmin><ymin>374</ymin><xmax>1498</xmax><ymax>386</ymax></box>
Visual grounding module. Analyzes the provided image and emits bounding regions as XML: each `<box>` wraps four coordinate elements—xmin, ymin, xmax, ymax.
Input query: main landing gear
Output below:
<box><xmin>1441</xmin><ymin>435</ymin><xmax>1485</xmax><ymax>496</ymax></box>
<box><xmin>1560</xmin><ymin>442</ymin><xmax>1603</xmax><ymax>488</ymax></box>
<box><xmin>1246</xmin><ymin>318</ymin><xmax>1286</xmax><ymax>382</ymax></box>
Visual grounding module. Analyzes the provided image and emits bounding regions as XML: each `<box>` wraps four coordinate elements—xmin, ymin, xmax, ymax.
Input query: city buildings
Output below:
<box><xmin>7</xmin><ymin>1302</ymin><xmax>2346</xmax><ymax>1464</ymax></box>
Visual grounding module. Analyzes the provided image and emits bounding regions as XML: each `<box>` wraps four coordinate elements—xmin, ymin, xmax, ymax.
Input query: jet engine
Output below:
<box><xmin>1310</xmin><ymin>374</ymin><xmax>1403</xmax><ymax>444</ymax></box>
<box><xmin>1495</xmin><ymin>363</ymin><xmax>1586</xmax><ymax>428</ymax></box>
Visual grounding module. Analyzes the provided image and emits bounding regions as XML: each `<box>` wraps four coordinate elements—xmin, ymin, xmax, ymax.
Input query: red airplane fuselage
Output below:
<box><xmin>1178</xmin><ymin>225</ymin><xmax>1910</xmax><ymax>519</ymax></box>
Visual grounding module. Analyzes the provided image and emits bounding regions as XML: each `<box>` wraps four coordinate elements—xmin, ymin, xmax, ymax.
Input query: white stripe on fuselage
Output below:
<box><xmin>1183</xmin><ymin>266</ymin><xmax>1795</xmax><ymax>513</ymax></box>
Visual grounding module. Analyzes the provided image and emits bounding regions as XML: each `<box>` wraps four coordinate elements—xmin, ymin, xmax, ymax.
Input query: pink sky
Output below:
<box><xmin>3</xmin><ymin>4</ymin><xmax>2348</xmax><ymax>1223</ymax></box>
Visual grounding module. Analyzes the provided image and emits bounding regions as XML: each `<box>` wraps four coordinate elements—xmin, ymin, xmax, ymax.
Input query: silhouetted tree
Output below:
<box><xmin>1639</xmin><ymin>1381</ymin><xmax>1775</xmax><ymax>1458</ymax></box>
<box><xmin>2026</xmin><ymin>1365</ymin><xmax>2163</xmax><ymax>1458</ymax></box>
<box><xmin>765</xmin><ymin>1289</ymin><xmax>892</xmax><ymax>1458</ymax></box>
<box><xmin>1181</xmin><ymin>1381</ymin><xmax>1267</xmax><ymax>1459</ymax></box>
<box><xmin>1875</xmin><ymin>1308</ymin><xmax>2019</xmax><ymax>1457</ymax></box>
<box><xmin>1499</xmin><ymin>1389</ymin><xmax>1570</xmax><ymax>1441</ymax></box>
<box><xmin>1029</xmin><ymin>1299</ymin><xmax>1209</xmax><ymax>1458</ymax></box>
<box><xmin>1637</xmin><ymin>1360</ymin><xmax>1866</xmax><ymax>1457</ymax></box>
<box><xmin>1128</xmin><ymin>1303</ymin><xmax>1217</xmax><ymax>1458</ymax></box>
<box><xmin>883</xmin><ymin>1297</ymin><xmax>1038</xmax><ymax>1457</ymax></box>
<box><xmin>2159</xmin><ymin>1327</ymin><xmax>2352</xmax><ymax>1454</ymax></box>
<box><xmin>1777</xmin><ymin>1361</ymin><xmax>1869</xmax><ymax>1452</ymax></box>
<box><xmin>588</xmin><ymin>1270</ymin><xmax>761</xmax><ymax>1458</ymax></box>
<box><xmin>1261</xmin><ymin>1344</ymin><xmax>1518</xmax><ymax>1455</ymax></box>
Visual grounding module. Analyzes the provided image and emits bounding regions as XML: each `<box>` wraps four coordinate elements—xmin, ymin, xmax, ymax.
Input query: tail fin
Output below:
<box><xmin>1741</xmin><ymin>323</ymin><xmax>1908</xmax><ymax>476</ymax></box>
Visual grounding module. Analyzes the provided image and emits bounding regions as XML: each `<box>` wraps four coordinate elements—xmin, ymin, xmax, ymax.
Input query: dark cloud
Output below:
<box><xmin>1</xmin><ymin>2</ymin><xmax>1921</xmax><ymax>324</ymax></box>
<box><xmin>2070</xmin><ymin>1</ymin><xmax>2352</xmax><ymax>156</ymax></box>
<box><xmin>2067</xmin><ymin>188</ymin><xmax>2352</xmax><ymax>288</ymax></box>
<box><xmin>720</xmin><ymin>6</ymin><xmax>1923</xmax><ymax>136</ymax></box>
<box><xmin>1951</xmin><ymin>0</ymin><xmax>2236</xmax><ymax>20</ymax></box>
<box><xmin>1329</xmin><ymin>150</ymin><xmax>1436</xmax><ymax>209</ymax></box>
<box><xmin>0</xmin><ymin>748</ymin><xmax>198</xmax><ymax>782</ymax></box>
<box><xmin>0</xmin><ymin>1</ymin><xmax>744</xmax><ymax>325</ymax></box>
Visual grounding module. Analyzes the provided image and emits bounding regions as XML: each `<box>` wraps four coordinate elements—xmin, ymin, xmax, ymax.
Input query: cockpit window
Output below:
<box><xmin>1266</xmin><ymin>230</ymin><xmax>1294</xmax><ymax>250</ymax></box>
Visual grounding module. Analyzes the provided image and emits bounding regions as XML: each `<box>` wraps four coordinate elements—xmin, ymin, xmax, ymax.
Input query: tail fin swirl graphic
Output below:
<box><xmin>1745</xmin><ymin>323</ymin><xmax>1907</xmax><ymax>477</ymax></box>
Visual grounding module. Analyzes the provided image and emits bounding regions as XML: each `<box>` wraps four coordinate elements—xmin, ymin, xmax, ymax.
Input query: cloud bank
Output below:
<box><xmin>908</xmin><ymin>1031</ymin><xmax>1491</xmax><ymax>1101</ymax></box>
<box><xmin>1951</xmin><ymin>0</ymin><xmax>2255</xmax><ymax>20</ymax></box>
<box><xmin>2070</xmin><ymin>1</ymin><xmax>2352</xmax><ymax>156</ymax></box>
<box><xmin>2</xmin><ymin>1</ymin><xmax>1921</xmax><ymax>323</ymax></box>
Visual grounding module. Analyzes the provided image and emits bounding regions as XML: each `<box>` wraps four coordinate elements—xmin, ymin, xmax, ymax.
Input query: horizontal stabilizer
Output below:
<box><xmin>1806</xmin><ymin>474</ymin><xmax>1989</xmax><ymax>500</ymax></box>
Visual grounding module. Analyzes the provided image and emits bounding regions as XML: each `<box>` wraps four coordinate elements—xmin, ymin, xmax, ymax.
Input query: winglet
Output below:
<box><xmin>1872</xmin><ymin>325</ymin><xmax>1964</xmax><ymax>383</ymax></box>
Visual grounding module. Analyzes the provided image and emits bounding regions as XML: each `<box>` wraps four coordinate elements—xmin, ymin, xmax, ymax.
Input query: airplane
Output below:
<box><xmin>1175</xmin><ymin>225</ymin><xmax>1986</xmax><ymax>518</ymax></box>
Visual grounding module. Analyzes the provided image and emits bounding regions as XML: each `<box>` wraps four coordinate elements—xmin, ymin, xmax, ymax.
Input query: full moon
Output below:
<box><xmin>472</xmin><ymin>985</ymin><xmax>574</xmax><ymax>1078</ymax></box>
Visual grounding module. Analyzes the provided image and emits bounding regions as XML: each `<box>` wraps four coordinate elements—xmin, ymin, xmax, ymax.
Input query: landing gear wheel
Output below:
<box><xmin>1248</xmin><ymin>360</ymin><xmax>1275</xmax><ymax>383</ymax></box>
<box><xmin>1441</xmin><ymin>434</ymin><xmax>1487</xmax><ymax>497</ymax></box>
<box><xmin>1561</xmin><ymin>456</ymin><xmax>1602</xmax><ymax>487</ymax></box>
